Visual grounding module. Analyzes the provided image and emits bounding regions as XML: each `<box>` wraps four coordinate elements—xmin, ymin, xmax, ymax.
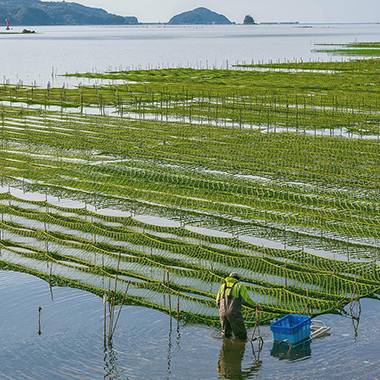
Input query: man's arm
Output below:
<box><xmin>239</xmin><ymin>284</ymin><xmax>256</xmax><ymax>308</ymax></box>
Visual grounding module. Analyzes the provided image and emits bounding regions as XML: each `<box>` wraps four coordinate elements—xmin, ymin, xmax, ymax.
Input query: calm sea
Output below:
<box><xmin>0</xmin><ymin>23</ymin><xmax>380</xmax><ymax>87</ymax></box>
<box><xmin>0</xmin><ymin>270</ymin><xmax>379</xmax><ymax>380</ymax></box>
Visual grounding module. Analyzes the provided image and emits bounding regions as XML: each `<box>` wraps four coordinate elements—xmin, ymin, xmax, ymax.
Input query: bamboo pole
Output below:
<box><xmin>177</xmin><ymin>291</ymin><xmax>180</xmax><ymax>321</ymax></box>
<box><xmin>103</xmin><ymin>293</ymin><xmax>107</xmax><ymax>347</ymax></box>
<box><xmin>108</xmin><ymin>252</ymin><xmax>122</xmax><ymax>340</ymax></box>
<box><xmin>38</xmin><ymin>306</ymin><xmax>42</xmax><ymax>335</ymax></box>
<box><xmin>111</xmin><ymin>282</ymin><xmax>131</xmax><ymax>337</ymax></box>
<box><xmin>284</xmin><ymin>261</ymin><xmax>287</xmax><ymax>287</ymax></box>
<box><xmin>167</xmin><ymin>269</ymin><xmax>172</xmax><ymax>318</ymax></box>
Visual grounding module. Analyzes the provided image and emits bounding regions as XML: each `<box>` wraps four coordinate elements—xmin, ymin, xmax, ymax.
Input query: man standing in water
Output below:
<box><xmin>216</xmin><ymin>272</ymin><xmax>257</xmax><ymax>340</ymax></box>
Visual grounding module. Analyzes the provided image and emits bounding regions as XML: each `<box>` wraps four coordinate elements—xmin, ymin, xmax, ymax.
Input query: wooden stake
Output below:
<box><xmin>250</xmin><ymin>307</ymin><xmax>260</xmax><ymax>342</ymax></box>
<box><xmin>109</xmin><ymin>252</ymin><xmax>122</xmax><ymax>339</ymax></box>
<box><xmin>103</xmin><ymin>293</ymin><xmax>107</xmax><ymax>347</ymax></box>
<box><xmin>333</xmin><ymin>252</ymin><xmax>336</xmax><ymax>274</ymax></box>
<box><xmin>111</xmin><ymin>282</ymin><xmax>131</xmax><ymax>337</ymax></box>
<box><xmin>38</xmin><ymin>306</ymin><xmax>42</xmax><ymax>335</ymax></box>
<box><xmin>177</xmin><ymin>291</ymin><xmax>180</xmax><ymax>321</ymax></box>
<box><xmin>350</xmin><ymin>275</ymin><xmax>359</xmax><ymax>305</ymax></box>
<box><xmin>167</xmin><ymin>269</ymin><xmax>172</xmax><ymax>318</ymax></box>
<box><xmin>284</xmin><ymin>261</ymin><xmax>287</xmax><ymax>287</ymax></box>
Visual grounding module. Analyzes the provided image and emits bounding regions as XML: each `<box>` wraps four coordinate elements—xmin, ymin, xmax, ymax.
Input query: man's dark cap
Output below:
<box><xmin>229</xmin><ymin>272</ymin><xmax>240</xmax><ymax>280</ymax></box>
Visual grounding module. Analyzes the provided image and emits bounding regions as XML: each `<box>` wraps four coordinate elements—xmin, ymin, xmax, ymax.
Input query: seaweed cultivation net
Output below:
<box><xmin>0</xmin><ymin>193</ymin><xmax>378</xmax><ymax>325</ymax></box>
<box><xmin>0</xmin><ymin>62</ymin><xmax>380</xmax><ymax>324</ymax></box>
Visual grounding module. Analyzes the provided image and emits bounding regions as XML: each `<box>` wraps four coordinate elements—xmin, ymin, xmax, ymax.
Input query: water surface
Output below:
<box><xmin>0</xmin><ymin>270</ymin><xmax>379</xmax><ymax>379</ymax></box>
<box><xmin>1</xmin><ymin>23</ymin><xmax>380</xmax><ymax>87</ymax></box>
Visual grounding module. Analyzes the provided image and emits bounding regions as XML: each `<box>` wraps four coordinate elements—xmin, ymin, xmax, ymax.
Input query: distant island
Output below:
<box><xmin>0</xmin><ymin>2</ymin><xmax>272</xmax><ymax>28</ymax></box>
<box><xmin>169</xmin><ymin>7</ymin><xmax>233</xmax><ymax>25</ymax></box>
<box><xmin>0</xmin><ymin>0</ymin><xmax>138</xmax><ymax>26</ymax></box>
<box><xmin>243</xmin><ymin>15</ymin><xmax>255</xmax><ymax>25</ymax></box>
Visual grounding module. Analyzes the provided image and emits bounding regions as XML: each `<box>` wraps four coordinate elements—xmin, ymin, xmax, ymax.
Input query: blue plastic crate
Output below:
<box><xmin>270</xmin><ymin>314</ymin><xmax>311</xmax><ymax>344</ymax></box>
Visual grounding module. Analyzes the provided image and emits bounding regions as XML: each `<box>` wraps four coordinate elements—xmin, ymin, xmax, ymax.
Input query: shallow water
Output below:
<box><xmin>1</xmin><ymin>184</ymin><xmax>367</xmax><ymax>262</ymax></box>
<box><xmin>1</xmin><ymin>23</ymin><xmax>380</xmax><ymax>88</ymax></box>
<box><xmin>0</xmin><ymin>270</ymin><xmax>379</xmax><ymax>380</ymax></box>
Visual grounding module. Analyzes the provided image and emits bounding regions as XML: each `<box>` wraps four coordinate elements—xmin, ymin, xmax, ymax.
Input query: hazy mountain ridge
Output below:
<box><xmin>0</xmin><ymin>0</ymin><xmax>138</xmax><ymax>26</ymax></box>
<box><xmin>169</xmin><ymin>7</ymin><xmax>233</xmax><ymax>25</ymax></box>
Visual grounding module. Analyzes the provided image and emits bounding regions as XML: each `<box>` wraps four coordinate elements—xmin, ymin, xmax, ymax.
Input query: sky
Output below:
<box><xmin>54</xmin><ymin>0</ymin><xmax>380</xmax><ymax>23</ymax></box>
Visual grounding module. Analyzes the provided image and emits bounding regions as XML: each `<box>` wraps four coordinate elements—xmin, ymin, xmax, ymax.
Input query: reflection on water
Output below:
<box><xmin>103</xmin><ymin>345</ymin><xmax>129</xmax><ymax>380</ymax></box>
<box><xmin>350</xmin><ymin>298</ymin><xmax>362</xmax><ymax>341</ymax></box>
<box><xmin>166</xmin><ymin>320</ymin><xmax>173</xmax><ymax>379</ymax></box>
<box><xmin>217</xmin><ymin>339</ymin><xmax>261</xmax><ymax>380</ymax></box>
<box><xmin>270</xmin><ymin>339</ymin><xmax>311</xmax><ymax>362</ymax></box>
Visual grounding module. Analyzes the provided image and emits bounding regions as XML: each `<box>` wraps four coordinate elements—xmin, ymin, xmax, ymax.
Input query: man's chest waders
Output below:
<box><xmin>219</xmin><ymin>283</ymin><xmax>247</xmax><ymax>339</ymax></box>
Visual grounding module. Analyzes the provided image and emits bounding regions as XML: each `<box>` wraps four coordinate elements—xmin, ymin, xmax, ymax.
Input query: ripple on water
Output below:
<box><xmin>0</xmin><ymin>270</ymin><xmax>380</xmax><ymax>379</ymax></box>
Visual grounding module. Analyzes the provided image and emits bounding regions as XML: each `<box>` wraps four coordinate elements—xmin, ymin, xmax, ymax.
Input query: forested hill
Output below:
<box><xmin>169</xmin><ymin>7</ymin><xmax>233</xmax><ymax>25</ymax></box>
<box><xmin>0</xmin><ymin>0</ymin><xmax>138</xmax><ymax>26</ymax></box>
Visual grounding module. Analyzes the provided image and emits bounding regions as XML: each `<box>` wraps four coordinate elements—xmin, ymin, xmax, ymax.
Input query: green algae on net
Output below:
<box><xmin>3</xmin><ymin>59</ymin><xmax>380</xmax><ymax>135</ymax></box>
<box><xmin>313</xmin><ymin>41</ymin><xmax>380</xmax><ymax>56</ymax></box>
<box><xmin>0</xmin><ymin>56</ymin><xmax>379</xmax><ymax>325</ymax></box>
<box><xmin>0</xmin><ymin>192</ymin><xmax>379</xmax><ymax>326</ymax></box>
